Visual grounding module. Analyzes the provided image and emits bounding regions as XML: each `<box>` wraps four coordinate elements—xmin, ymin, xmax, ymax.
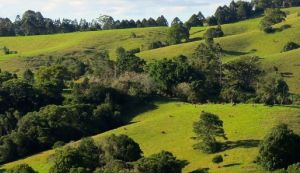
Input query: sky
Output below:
<box><xmin>0</xmin><ymin>0</ymin><xmax>236</xmax><ymax>22</ymax></box>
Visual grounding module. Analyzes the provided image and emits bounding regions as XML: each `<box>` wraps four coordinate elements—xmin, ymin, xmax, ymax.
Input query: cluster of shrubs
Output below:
<box><xmin>7</xmin><ymin>135</ymin><xmax>188</xmax><ymax>173</ymax></box>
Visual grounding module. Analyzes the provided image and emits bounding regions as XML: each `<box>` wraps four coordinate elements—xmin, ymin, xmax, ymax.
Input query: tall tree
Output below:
<box><xmin>193</xmin><ymin>112</ymin><xmax>226</xmax><ymax>153</ymax></box>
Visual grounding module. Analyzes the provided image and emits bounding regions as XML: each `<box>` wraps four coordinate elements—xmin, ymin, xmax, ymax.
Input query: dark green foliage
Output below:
<box><xmin>156</xmin><ymin>15</ymin><xmax>169</xmax><ymax>26</ymax></box>
<box><xmin>69</xmin><ymin>167</ymin><xmax>91</xmax><ymax>173</ymax></box>
<box><xmin>116</xmin><ymin>47</ymin><xmax>145</xmax><ymax>73</ymax></box>
<box><xmin>192</xmin><ymin>42</ymin><xmax>222</xmax><ymax>101</ymax></box>
<box><xmin>102</xmin><ymin>134</ymin><xmax>143</xmax><ymax>162</ymax></box>
<box><xmin>221</xmin><ymin>57</ymin><xmax>262</xmax><ymax>103</ymax></box>
<box><xmin>168</xmin><ymin>19</ymin><xmax>189</xmax><ymax>45</ymax></box>
<box><xmin>206</xmin><ymin>16</ymin><xmax>218</xmax><ymax>26</ymax></box>
<box><xmin>193</xmin><ymin>112</ymin><xmax>226</xmax><ymax>153</ymax></box>
<box><xmin>36</xmin><ymin>65</ymin><xmax>69</xmax><ymax>104</ymax></box>
<box><xmin>0</xmin><ymin>18</ymin><xmax>15</xmax><ymax>36</ymax></box>
<box><xmin>135</xmin><ymin>151</ymin><xmax>188</xmax><ymax>173</ymax></box>
<box><xmin>99</xmin><ymin>160</ymin><xmax>132</xmax><ymax>173</ymax></box>
<box><xmin>50</xmin><ymin>138</ymin><xmax>103</xmax><ymax>173</ymax></box>
<box><xmin>147</xmin><ymin>56</ymin><xmax>203</xmax><ymax>96</ymax></box>
<box><xmin>282</xmin><ymin>42</ymin><xmax>300</xmax><ymax>52</ymax></box>
<box><xmin>6</xmin><ymin>164</ymin><xmax>38</xmax><ymax>173</ymax></box>
<box><xmin>261</xmin><ymin>8</ymin><xmax>286</xmax><ymax>33</ymax></box>
<box><xmin>0</xmin><ymin>70</ymin><xmax>17</xmax><ymax>84</ymax></box>
<box><xmin>258</xmin><ymin>74</ymin><xmax>290</xmax><ymax>105</ymax></box>
<box><xmin>23</xmin><ymin>69</ymin><xmax>35</xmax><ymax>84</ymax></box>
<box><xmin>257</xmin><ymin>124</ymin><xmax>300</xmax><ymax>170</ymax></box>
<box><xmin>185</xmin><ymin>13</ymin><xmax>204</xmax><ymax>29</ymax></box>
<box><xmin>49</xmin><ymin>147</ymin><xmax>84</xmax><ymax>173</ymax></box>
<box><xmin>212</xmin><ymin>155</ymin><xmax>223</xmax><ymax>164</ymax></box>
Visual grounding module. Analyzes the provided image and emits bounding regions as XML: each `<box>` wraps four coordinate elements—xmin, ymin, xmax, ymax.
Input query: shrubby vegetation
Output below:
<box><xmin>261</xmin><ymin>8</ymin><xmax>287</xmax><ymax>33</ymax></box>
<box><xmin>48</xmin><ymin>136</ymin><xmax>187</xmax><ymax>173</ymax></box>
<box><xmin>257</xmin><ymin>124</ymin><xmax>300</xmax><ymax>171</ymax></box>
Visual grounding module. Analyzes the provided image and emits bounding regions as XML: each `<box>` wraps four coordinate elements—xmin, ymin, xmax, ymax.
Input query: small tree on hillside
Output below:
<box><xmin>257</xmin><ymin>124</ymin><xmax>300</xmax><ymax>170</ymax></box>
<box><xmin>261</xmin><ymin>8</ymin><xmax>286</xmax><ymax>33</ymax></box>
<box><xmin>193</xmin><ymin>112</ymin><xmax>226</xmax><ymax>153</ymax></box>
<box><xmin>135</xmin><ymin>151</ymin><xmax>188</xmax><ymax>173</ymax></box>
<box><xmin>168</xmin><ymin>19</ymin><xmax>189</xmax><ymax>45</ymax></box>
<box><xmin>258</xmin><ymin>74</ymin><xmax>290</xmax><ymax>105</ymax></box>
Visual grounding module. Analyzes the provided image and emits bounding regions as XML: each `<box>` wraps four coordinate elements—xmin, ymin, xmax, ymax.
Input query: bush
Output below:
<box><xmin>282</xmin><ymin>42</ymin><xmax>300</xmax><ymax>52</ymax></box>
<box><xmin>287</xmin><ymin>163</ymin><xmax>300</xmax><ymax>173</ymax></box>
<box><xmin>135</xmin><ymin>151</ymin><xmax>188</xmax><ymax>173</ymax></box>
<box><xmin>52</xmin><ymin>141</ymin><xmax>65</xmax><ymax>149</ymax></box>
<box><xmin>257</xmin><ymin>124</ymin><xmax>300</xmax><ymax>170</ymax></box>
<box><xmin>101</xmin><ymin>134</ymin><xmax>143</xmax><ymax>162</ymax></box>
<box><xmin>6</xmin><ymin>164</ymin><xmax>38</xmax><ymax>173</ymax></box>
<box><xmin>212</xmin><ymin>155</ymin><xmax>223</xmax><ymax>164</ymax></box>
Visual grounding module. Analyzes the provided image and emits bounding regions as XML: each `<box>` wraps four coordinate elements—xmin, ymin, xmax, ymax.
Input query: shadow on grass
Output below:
<box><xmin>189</xmin><ymin>168</ymin><xmax>210</xmax><ymax>173</ymax></box>
<box><xmin>223</xmin><ymin>163</ymin><xmax>241</xmax><ymax>168</ymax></box>
<box><xmin>188</xmin><ymin>37</ymin><xmax>203</xmax><ymax>42</ymax></box>
<box><xmin>222</xmin><ymin>49</ymin><xmax>256</xmax><ymax>56</ymax></box>
<box><xmin>222</xmin><ymin>139</ymin><xmax>260</xmax><ymax>151</ymax></box>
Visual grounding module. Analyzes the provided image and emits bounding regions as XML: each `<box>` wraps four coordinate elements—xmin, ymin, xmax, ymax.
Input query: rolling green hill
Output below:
<box><xmin>0</xmin><ymin>8</ymin><xmax>299</xmax><ymax>94</ymax></box>
<box><xmin>3</xmin><ymin>101</ymin><xmax>300</xmax><ymax>173</ymax></box>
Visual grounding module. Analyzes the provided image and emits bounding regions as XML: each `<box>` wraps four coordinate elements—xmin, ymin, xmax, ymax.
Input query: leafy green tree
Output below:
<box><xmin>168</xmin><ymin>19</ymin><xmax>189</xmax><ymax>45</ymax></box>
<box><xmin>100</xmin><ymin>160</ymin><xmax>132</xmax><ymax>173</ymax></box>
<box><xmin>221</xmin><ymin>56</ymin><xmax>262</xmax><ymax>103</ymax></box>
<box><xmin>156</xmin><ymin>15</ymin><xmax>168</xmax><ymax>26</ymax></box>
<box><xmin>0</xmin><ymin>18</ymin><xmax>15</xmax><ymax>36</ymax></box>
<box><xmin>207</xmin><ymin>16</ymin><xmax>218</xmax><ymax>26</ymax></box>
<box><xmin>236</xmin><ymin>1</ymin><xmax>253</xmax><ymax>19</ymax></box>
<box><xmin>2</xmin><ymin>79</ymin><xmax>41</xmax><ymax>113</ymax></box>
<box><xmin>78</xmin><ymin>138</ymin><xmax>104</xmax><ymax>170</ymax></box>
<box><xmin>192</xmin><ymin>42</ymin><xmax>223</xmax><ymax>100</ymax></box>
<box><xmin>135</xmin><ymin>151</ymin><xmax>188</xmax><ymax>173</ymax></box>
<box><xmin>97</xmin><ymin>15</ymin><xmax>115</xmax><ymax>30</ymax></box>
<box><xmin>258</xmin><ymin>74</ymin><xmax>290</xmax><ymax>105</ymax></box>
<box><xmin>116</xmin><ymin>47</ymin><xmax>146</xmax><ymax>73</ymax></box>
<box><xmin>257</xmin><ymin>124</ymin><xmax>300</xmax><ymax>170</ymax></box>
<box><xmin>23</xmin><ymin>69</ymin><xmax>35</xmax><ymax>84</ymax></box>
<box><xmin>261</xmin><ymin>8</ymin><xmax>286</xmax><ymax>33</ymax></box>
<box><xmin>0</xmin><ymin>70</ymin><xmax>17</xmax><ymax>84</ymax></box>
<box><xmin>50</xmin><ymin>147</ymin><xmax>83</xmax><ymax>173</ymax></box>
<box><xmin>36</xmin><ymin>65</ymin><xmax>69</xmax><ymax>104</ymax></box>
<box><xmin>193</xmin><ymin>112</ymin><xmax>226</xmax><ymax>153</ymax></box>
<box><xmin>102</xmin><ymin>134</ymin><xmax>143</xmax><ymax>162</ymax></box>
<box><xmin>185</xmin><ymin>14</ymin><xmax>204</xmax><ymax>29</ymax></box>
<box><xmin>6</xmin><ymin>164</ymin><xmax>38</xmax><ymax>173</ymax></box>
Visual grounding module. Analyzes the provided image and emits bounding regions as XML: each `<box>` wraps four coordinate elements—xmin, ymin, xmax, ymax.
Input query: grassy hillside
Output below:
<box><xmin>3</xmin><ymin>101</ymin><xmax>300</xmax><ymax>173</ymax></box>
<box><xmin>0</xmin><ymin>8</ymin><xmax>299</xmax><ymax>93</ymax></box>
<box><xmin>0</xmin><ymin>27</ymin><xmax>168</xmax><ymax>72</ymax></box>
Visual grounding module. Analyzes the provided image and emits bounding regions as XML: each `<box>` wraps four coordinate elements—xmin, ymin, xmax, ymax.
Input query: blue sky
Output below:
<box><xmin>0</xmin><ymin>0</ymin><xmax>236</xmax><ymax>22</ymax></box>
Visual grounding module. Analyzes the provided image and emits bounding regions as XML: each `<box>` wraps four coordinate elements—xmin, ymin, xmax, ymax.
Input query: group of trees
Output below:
<box><xmin>0</xmin><ymin>11</ymin><xmax>169</xmax><ymax>36</ymax></box>
<box><xmin>47</xmin><ymin>135</ymin><xmax>187</xmax><ymax>173</ymax></box>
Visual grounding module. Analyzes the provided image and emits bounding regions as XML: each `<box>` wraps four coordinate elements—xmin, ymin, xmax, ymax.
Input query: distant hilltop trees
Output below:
<box><xmin>0</xmin><ymin>0</ymin><xmax>300</xmax><ymax>36</ymax></box>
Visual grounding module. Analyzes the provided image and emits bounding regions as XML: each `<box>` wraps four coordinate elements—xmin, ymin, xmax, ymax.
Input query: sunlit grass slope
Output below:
<box><xmin>0</xmin><ymin>27</ymin><xmax>168</xmax><ymax>72</ymax></box>
<box><xmin>3</xmin><ymin>101</ymin><xmax>300</xmax><ymax>173</ymax></box>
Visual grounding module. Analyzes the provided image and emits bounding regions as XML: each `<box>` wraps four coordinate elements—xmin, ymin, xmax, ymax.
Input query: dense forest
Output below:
<box><xmin>1</xmin><ymin>0</ymin><xmax>300</xmax><ymax>173</ymax></box>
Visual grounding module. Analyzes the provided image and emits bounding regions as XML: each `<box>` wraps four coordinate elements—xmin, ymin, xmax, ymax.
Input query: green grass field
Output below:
<box><xmin>3</xmin><ymin>101</ymin><xmax>300</xmax><ymax>173</ymax></box>
<box><xmin>0</xmin><ymin>8</ymin><xmax>299</xmax><ymax>93</ymax></box>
